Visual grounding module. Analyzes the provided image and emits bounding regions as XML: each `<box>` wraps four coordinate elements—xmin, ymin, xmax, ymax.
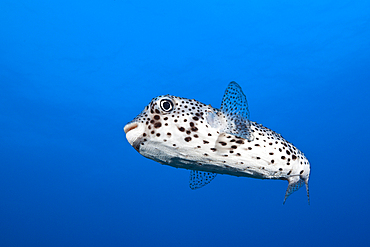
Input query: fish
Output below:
<box><xmin>124</xmin><ymin>81</ymin><xmax>310</xmax><ymax>204</ymax></box>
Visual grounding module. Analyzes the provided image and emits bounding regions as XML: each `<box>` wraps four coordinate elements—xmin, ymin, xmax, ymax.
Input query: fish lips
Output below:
<box><xmin>124</xmin><ymin>122</ymin><xmax>145</xmax><ymax>152</ymax></box>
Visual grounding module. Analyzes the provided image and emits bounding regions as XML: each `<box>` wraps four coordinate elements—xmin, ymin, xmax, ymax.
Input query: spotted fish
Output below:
<box><xmin>124</xmin><ymin>82</ymin><xmax>310</xmax><ymax>204</ymax></box>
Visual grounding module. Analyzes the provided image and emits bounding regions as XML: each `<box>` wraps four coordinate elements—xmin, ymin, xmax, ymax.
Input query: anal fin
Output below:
<box><xmin>283</xmin><ymin>176</ymin><xmax>310</xmax><ymax>204</ymax></box>
<box><xmin>189</xmin><ymin>170</ymin><xmax>217</xmax><ymax>190</ymax></box>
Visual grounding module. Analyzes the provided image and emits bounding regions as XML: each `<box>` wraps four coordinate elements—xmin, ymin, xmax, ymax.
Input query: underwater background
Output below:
<box><xmin>1</xmin><ymin>1</ymin><xmax>370</xmax><ymax>246</ymax></box>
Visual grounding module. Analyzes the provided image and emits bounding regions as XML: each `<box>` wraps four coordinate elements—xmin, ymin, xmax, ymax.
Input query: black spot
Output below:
<box><xmin>287</xmin><ymin>170</ymin><xmax>292</xmax><ymax>175</ymax></box>
<box><xmin>257</xmin><ymin>157</ymin><xmax>261</xmax><ymax>159</ymax></box>
<box><xmin>210</xmin><ymin>148</ymin><xmax>217</xmax><ymax>152</ymax></box>
<box><xmin>192</xmin><ymin>116</ymin><xmax>199</xmax><ymax>121</ymax></box>
<box><xmin>204</xmin><ymin>153</ymin><xmax>208</xmax><ymax>156</ymax></box>
<box><xmin>178</xmin><ymin>127</ymin><xmax>185</xmax><ymax>132</ymax></box>
<box><xmin>231</xmin><ymin>145</ymin><xmax>237</xmax><ymax>149</ymax></box>
<box><xmin>173</xmin><ymin>144</ymin><xmax>176</xmax><ymax>147</ymax></box>
<box><xmin>229</xmin><ymin>150</ymin><xmax>234</xmax><ymax>153</ymax></box>
<box><xmin>271</xmin><ymin>160</ymin><xmax>275</xmax><ymax>164</ymax></box>
<box><xmin>143</xmin><ymin>133</ymin><xmax>147</xmax><ymax>137</ymax></box>
<box><xmin>236</xmin><ymin>153</ymin><xmax>241</xmax><ymax>156</ymax></box>
<box><xmin>236</xmin><ymin>140</ymin><xmax>244</xmax><ymax>144</ymax></box>
<box><xmin>279</xmin><ymin>148</ymin><xmax>282</xmax><ymax>152</ymax></box>
<box><xmin>184</xmin><ymin>137</ymin><xmax>192</xmax><ymax>142</ymax></box>
<box><xmin>208</xmin><ymin>133</ymin><xmax>212</xmax><ymax>136</ymax></box>
<box><xmin>186</xmin><ymin>130</ymin><xmax>191</xmax><ymax>135</ymax></box>
<box><xmin>269</xmin><ymin>152</ymin><xmax>274</xmax><ymax>155</ymax></box>
<box><xmin>219</xmin><ymin>142</ymin><xmax>227</xmax><ymax>146</ymax></box>
<box><xmin>281</xmin><ymin>156</ymin><xmax>286</xmax><ymax>160</ymax></box>
<box><xmin>287</xmin><ymin>162</ymin><xmax>290</xmax><ymax>165</ymax></box>
<box><xmin>154</xmin><ymin>122</ymin><xmax>162</xmax><ymax>128</ymax></box>
<box><xmin>194</xmin><ymin>134</ymin><xmax>199</xmax><ymax>138</ymax></box>
<box><xmin>279</xmin><ymin>168</ymin><xmax>283</xmax><ymax>171</ymax></box>
<box><xmin>155</xmin><ymin>109</ymin><xmax>160</xmax><ymax>114</ymax></box>
<box><xmin>154</xmin><ymin>115</ymin><xmax>160</xmax><ymax>120</ymax></box>
<box><xmin>203</xmin><ymin>140</ymin><xmax>209</xmax><ymax>144</ymax></box>
<box><xmin>286</xmin><ymin>150</ymin><xmax>291</xmax><ymax>155</ymax></box>
<box><xmin>190</xmin><ymin>122</ymin><xmax>194</xmax><ymax>127</ymax></box>
<box><xmin>300</xmin><ymin>170</ymin><xmax>304</xmax><ymax>174</ymax></box>
<box><xmin>156</xmin><ymin>133</ymin><xmax>160</xmax><ymax>137</ymax></box>
<box><xmin>164</xmin><ymin>117</ymin><xmax>168</xmax><ymax>121</ymax></box>
<box><xmin>248</xmin><ymin>147</ymin><xmax>252</xmax><ymax>150</ymax></box>
<box><xmin>150</xmin><ymin>120</ymin><xmax>154</xmax><ymax>124</ymax></box>
<box><xmin>255</xmin><ymin>144</ymin><xmax>260</xmax><ymax>146</ymax></box>
<box><xmin>151</xmin><ymin>130</ymin><xmax>155</xmax><ymax>134</ymax></box>
<box><xmin>197</xmin><ymin>146</ymin><xmax>201</xmax><ymax>148</ymax></box>
<box><xmin>167</xmin><ymin>132</ymin><xmax>171</xmax><ymax>136</ymax></box>
<box><xmin>191</xmin><ymin>127</ymin><xmax>198</xmax><ymax>132</ymax></box>
<box><xmin>292</xmin><ymin>155</ymin><xmax>297</xmax><ymax>160</ymax></box>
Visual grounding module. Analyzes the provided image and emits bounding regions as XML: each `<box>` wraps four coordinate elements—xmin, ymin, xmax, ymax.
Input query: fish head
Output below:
<box><xmin>124</xmin><ymin>94</ymin><xmax>222</xmax><ymax>163</ymax></box>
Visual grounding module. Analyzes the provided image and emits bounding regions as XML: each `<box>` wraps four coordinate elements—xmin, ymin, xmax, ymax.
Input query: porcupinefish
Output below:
<box><xmin>124</xmin><ymin>82</ymin><xmax>310</xmax><ymax>204</ymax></box>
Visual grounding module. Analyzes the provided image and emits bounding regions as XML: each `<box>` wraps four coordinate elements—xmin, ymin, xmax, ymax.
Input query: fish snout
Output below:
<box><xmin>124</xmin><ymin>122</ymin><xmax>138</xmax><ymax>134</ymax></box>
<box><xmin>124</xmin><ymin>122</ymin><xmax>145</xmax><ymax>152</ymax></box>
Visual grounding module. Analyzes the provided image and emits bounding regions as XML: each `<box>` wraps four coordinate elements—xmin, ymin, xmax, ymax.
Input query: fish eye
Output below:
<box><xmin>160</xmin><ymin>99</ymin><xmax>174</xmax><ymax>112</ymax></box>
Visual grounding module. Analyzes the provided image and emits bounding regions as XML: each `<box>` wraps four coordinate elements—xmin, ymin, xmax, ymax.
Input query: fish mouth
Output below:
<box><xmin>124</xmin><ymin>122</ymin><xmax>144</xmax><ymax>152</ymax></box>
<box><xmin>124</xmin><ymin>122</ymin><xmax>138</xmax><ymax>134</ymax></box>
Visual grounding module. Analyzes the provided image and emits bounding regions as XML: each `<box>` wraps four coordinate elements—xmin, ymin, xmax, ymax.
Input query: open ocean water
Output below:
<box><xmin>1</xmin><ymin>1</ymin><xmax>370</xmax><ymax>246</ymax></box>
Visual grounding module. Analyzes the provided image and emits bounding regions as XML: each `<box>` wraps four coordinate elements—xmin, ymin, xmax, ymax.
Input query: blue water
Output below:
<box><xmin>1</xmin><ymin>1</ymin><xmax>370</xmax><ymax>246</ymax></box>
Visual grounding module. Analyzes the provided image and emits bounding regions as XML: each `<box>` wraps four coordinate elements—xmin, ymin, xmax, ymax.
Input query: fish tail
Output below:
<box><xmin>283</xmin><ymin>176</ymin><xmax>309</xmax><ymax>204</ymax></box>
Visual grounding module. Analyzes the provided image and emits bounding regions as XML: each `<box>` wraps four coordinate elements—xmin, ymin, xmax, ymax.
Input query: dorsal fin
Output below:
<box><xmin>220</xmin><ymin>81</ymin><xmax>253</xmax><ymax>141</ymax></box>
<box><xmin>189</xmin><ymin>170</ymin><xmax>217</xmax><ymax>190</ymax></box>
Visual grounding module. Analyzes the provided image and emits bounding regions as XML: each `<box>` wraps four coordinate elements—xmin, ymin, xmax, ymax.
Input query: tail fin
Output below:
<box><xmin>283</xmin><ymin>176</ymin><xmax>310</xmax><ymax>204</ymax></box>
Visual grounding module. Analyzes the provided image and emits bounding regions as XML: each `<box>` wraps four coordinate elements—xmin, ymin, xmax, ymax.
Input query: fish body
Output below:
<box><xmin>124</xmin><ymin>82</ymin><xmax>310</xmax><ymax>204</ymax></box>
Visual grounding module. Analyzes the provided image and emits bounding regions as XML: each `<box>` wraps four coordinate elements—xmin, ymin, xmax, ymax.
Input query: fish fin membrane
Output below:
<box><xmin>283</xmin><ymin>176</ymin><xmax>310</xmax><ymax>204</ymax></box>
<box><xmin>189</xmin><ymin>170</ymin><xmax>217</xmax><ymax>190</ymax></box>
<box><xmin>220</xmin><ymin>81</ymin><xmax>253</xmax><ymax>141</ymax></box>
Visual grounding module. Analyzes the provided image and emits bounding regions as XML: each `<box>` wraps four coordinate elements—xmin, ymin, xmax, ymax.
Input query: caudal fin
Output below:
<box><xmin>283</xmin><ymin>176</ymin><xmax>310</xmax><ymax>204</ymax></box>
